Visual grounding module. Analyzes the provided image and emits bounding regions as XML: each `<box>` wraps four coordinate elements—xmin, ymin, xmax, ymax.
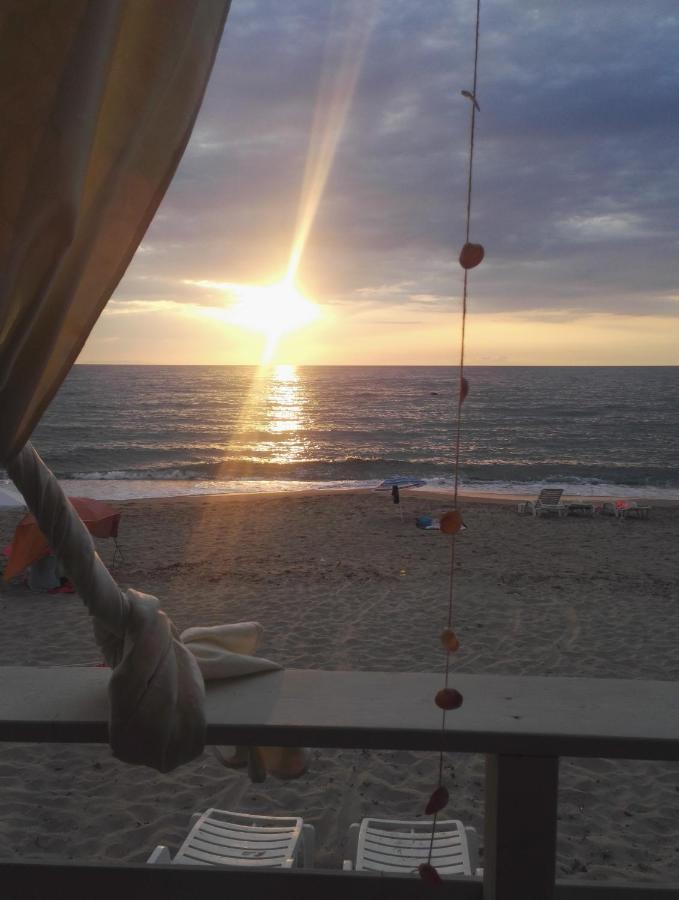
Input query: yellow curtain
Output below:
<box><xmin>0</xmin><ymin>0</ymin><xmax>231</xmax><ymax>460</ymax></box>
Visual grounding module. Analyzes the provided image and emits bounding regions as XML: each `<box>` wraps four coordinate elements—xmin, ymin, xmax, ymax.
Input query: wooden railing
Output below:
<box><xmin>1</xmin><ymin>666</ymin><xmax>678</xmax><ymax>899</ymax></box>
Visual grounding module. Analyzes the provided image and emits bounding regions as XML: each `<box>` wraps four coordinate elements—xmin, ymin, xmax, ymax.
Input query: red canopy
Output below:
<box><xmin>3</xmin><ymin>497</ymin><xmax>120</xmax><ymax>581</ymax></box>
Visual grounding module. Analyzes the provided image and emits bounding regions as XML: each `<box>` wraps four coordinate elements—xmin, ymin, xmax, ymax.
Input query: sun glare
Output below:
<box><xmin>184</xmin><ymin>278</ymin><xmax>320</xmax><ymax>363</ymax></box>
<box><xmin>228</xmin><ymin>281</ymin><xmax>317</xmax><ymax>334</ymax></box>
<box><xmin>224</xmin><ymin>280</ymin><xmax>319</xmax><ymax>362</ymax></box>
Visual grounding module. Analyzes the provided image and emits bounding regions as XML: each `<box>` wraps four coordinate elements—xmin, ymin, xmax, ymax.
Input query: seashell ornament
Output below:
<box><xmin>440</xmin><ymin>628</ymin><xmax>460</xmax><ymax>652</ymax></box>
<box><xmin>435</xmin><ymin>688</ymin><xmax>464</xmax><ymax>710</ymax></box>
<box><xmin>459</xmin><ymin>242</ymin><xmax>485</xmax><ymax>269</ymax></box>
<box><xmin>425</xmin><ymin>785</ymin><xmax>450</xmax><ymax>815</ymax></box>
<box><xmin>419</xmin><ymin>862</ymin><xmax>443</xmax><ymax>885</ymax></box>
<box><xmin>440</xmin><ymin>510</ymin><xmax>464</xmax><ymax>534</ymax></box>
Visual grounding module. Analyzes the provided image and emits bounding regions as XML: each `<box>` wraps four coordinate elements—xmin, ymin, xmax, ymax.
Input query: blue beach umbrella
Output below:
<box><xmin>377</xmin><ymin>475</ymin><xmax>426</xmax><ymax>513</ymax></box>
<box><xmin>376</xmin><ymin>476</ymin><xmax>426</xmax><ymax>491</ymax></box>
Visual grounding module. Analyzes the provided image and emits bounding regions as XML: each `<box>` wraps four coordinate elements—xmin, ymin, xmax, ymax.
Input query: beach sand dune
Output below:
<box><xmin>0</xmin><ymin>491</ymin><xmax>678</xmax><ymax>881</ymax></box>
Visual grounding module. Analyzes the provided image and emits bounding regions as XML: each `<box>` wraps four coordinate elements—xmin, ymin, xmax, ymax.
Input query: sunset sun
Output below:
<box><xmin>227</xmin><ymin>280</ymin><xmax>319</xmax><ymax>362</ymax></box>
<box><xmin>189</xmin><ymin>278</ymin><xmax>321</xmax><ymax>363</ymax></box>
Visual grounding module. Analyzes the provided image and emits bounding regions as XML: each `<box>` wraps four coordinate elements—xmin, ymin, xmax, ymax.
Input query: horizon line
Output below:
<box><xmin>74</xmin><ymin>362</ymin><xmax>679</xmax><ymax>368</ymax></box>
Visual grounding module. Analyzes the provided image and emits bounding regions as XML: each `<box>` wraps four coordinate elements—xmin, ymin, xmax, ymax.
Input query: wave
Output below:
<box><xmin>52</xmin><ymin>457</ymin><xmax>679</xmax><ymax>491</ymax></box>
<box><xmin>4</xmin><ymin>475</ymin><xmax>677</xmax><ymax>506</ymax></box>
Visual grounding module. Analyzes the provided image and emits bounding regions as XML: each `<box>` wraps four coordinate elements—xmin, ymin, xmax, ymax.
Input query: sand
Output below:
<box><xmin>0</xmin><ymin>489</ymin><xmax>678</xmax><ymax>882</ymax></box>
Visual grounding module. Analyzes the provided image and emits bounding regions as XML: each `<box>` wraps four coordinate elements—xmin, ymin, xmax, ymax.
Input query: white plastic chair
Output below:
<box><xmin>147</xmin><ymin>808</ymin><xmax>315</xmax><ymax>868</ymax></box>
<box><xmin>342</xmin><ymin>817</ymin><xmax>481</xmax><ymax>876</ymax></box>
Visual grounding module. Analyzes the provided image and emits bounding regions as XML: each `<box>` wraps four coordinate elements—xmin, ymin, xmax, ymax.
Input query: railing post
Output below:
<box><xmin>484</xmin><ymin>753</ymin><xmax>559</xmax><ymax>900</ymax></box>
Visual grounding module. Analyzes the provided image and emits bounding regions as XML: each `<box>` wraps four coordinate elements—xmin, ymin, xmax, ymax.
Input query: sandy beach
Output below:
<box><xmin>0</xmin><ymin>489</ymin><xmax>678</xmax><ymax>882</ymax></box>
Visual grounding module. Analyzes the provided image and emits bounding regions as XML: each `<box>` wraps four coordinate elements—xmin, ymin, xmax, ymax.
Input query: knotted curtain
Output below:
<box><xmin>0</xmin><ymin>0</ymin><xmax>231</xmax><ymax>771</ymax></box>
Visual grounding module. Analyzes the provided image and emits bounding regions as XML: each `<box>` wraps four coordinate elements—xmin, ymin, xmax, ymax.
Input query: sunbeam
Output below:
<box><xmin>285</xmin><ymin>0</ymin><xmax>379</xmax><ymax>284</ymax></box>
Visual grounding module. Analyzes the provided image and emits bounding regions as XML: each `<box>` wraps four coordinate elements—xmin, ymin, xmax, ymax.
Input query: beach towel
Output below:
<box><xmin>416</xmin><ymin>516</ymin><xmax>440</xmax><ymax>530</ymax></box>
<box><xmin>181</xmin><ymin>622</ymin><xmax>281</xmax><ymax>680</ymax></box>
<box><xmin>182</xmin><ymin>622</ymin><xmax>309</xmax><ymax>781</ymax></box>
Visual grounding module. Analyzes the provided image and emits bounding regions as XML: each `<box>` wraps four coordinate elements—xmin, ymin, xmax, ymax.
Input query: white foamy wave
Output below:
<box><xmin>425</xmin><ymin>478</ymin><xmax>679</xmax><ymax>501</ymax></box>
<box><xmin>4</xmin><ymin>475</ymin><xmax>678</xmax><ymax>506</ymax></box>
<box><xmin>71</xmin><ymin>469</ymin><xmax>203</xmax><ymax>481</ymax></box>
<box><xmin>46</xmin><ymin>478</ymin><xmax>381</xmax><ymax>502</ymax></box>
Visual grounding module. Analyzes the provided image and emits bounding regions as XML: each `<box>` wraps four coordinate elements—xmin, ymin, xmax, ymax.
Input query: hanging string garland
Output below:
<box><xmin>419</xmin><ymin>0</ymin><xmax>484</xmax><ymax>885</ymax></box>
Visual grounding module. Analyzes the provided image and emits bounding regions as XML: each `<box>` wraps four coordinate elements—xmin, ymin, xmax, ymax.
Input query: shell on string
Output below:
<box><xmin>440</xmin><ymin>627</ymin><xmax>460</xmax><ymax>652</ymax></box>
<box><xmin>435</xmin><ymin>688</ymin><xmax>464</xmax><ymax>710</ymax></box>
<box><xmin>423</xmin><ymin>1</ymin><xmax>481</xmax><ymax>878</ymax></box>
<box><xmin>418</xmin><ymin>862</ymin><xmax>443</xmax><ymax>886</ymax></box>
<box><xmin>459</xmin><ymin>242</ymin><xmax>484</xmax><ymax>270</ymax></box>
<box><xmin>425</xmin><ymin>784</ymin><xmax>449</xmax><ymax>815</ymax></box>
<box><xmin>440</xmin><ymin>510</ymin><xmax>463</xmax><ymax>534</ymax></box>
<box><xmin>461</xmin><ymin>89</ymin><xmax>480</xmax><ymax>112</ymax></box>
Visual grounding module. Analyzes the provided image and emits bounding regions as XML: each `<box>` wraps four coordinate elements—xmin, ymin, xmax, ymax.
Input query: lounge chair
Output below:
<box><xmin>342</xmin><ymin>817</ymin><xmax>482</xmax><ymax>876</ymax></box>
<box><xmin>622</xmin><ymin>503</ymin><xmax>650</xmax><ymax>520</ymax></box>
<box><xmin>565</xmin><ymin>500</ymin><xmax>596</xmax><ymax>518</ymax></box>
<box><xmin>602</xmin><ymin>501</ymin><xmax>650</xmax><ymax>520</ymax></box>
<box><xmin>518</xmin><ymin>488</ymin><xmax>567</xmax><ymax>518</ymax></box>
<box><xmin>147</xmin><ymin>808</ymin><xmax>315</xmax><ymax>868</ymax></box>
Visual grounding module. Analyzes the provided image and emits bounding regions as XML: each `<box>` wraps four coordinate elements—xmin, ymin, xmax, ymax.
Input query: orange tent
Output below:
<box><xmin>3</xmin><ymin>497</ymin><xmax>121</xmax><ymax>581</ymax></box>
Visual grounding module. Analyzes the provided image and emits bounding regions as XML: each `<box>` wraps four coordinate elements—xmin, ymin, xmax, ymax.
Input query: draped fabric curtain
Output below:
<box><xmin>0</xmin><ymin>0</ymin><xmax>231</xmax><ymax>771</ymax></box>
<box><xmin>0</xmin><ymin>0</ymin><xmax>230</xmax><ymax>456</ymax></box>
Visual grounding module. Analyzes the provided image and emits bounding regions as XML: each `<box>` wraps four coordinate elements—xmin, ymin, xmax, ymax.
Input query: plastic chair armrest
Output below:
<box><xmin>147</xmin><ymin>845</ymin><xmax>172</xmax><ymax>865</ymax></box>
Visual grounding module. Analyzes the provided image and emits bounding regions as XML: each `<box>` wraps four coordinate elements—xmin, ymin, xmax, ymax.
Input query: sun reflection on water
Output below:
<box><xmin>257</xmin><ymin>364</ymin><xmax>309</xmax><ymax>462</ymax></box>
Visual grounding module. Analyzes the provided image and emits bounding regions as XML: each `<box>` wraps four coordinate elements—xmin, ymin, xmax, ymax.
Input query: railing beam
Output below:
<box><xmin>484</xmin><ymin>753</ymin><xmax>559</xmax><ymax>900</ymax></box>
<box><xmin>0</xmin><ymin>862</ymin><xmax>483</xmax><ymax>899</ymax></box>
<box><xmin>1</xmin><ymin>862</ymin><xmax>677</xmax><ymax>899</ymax></box>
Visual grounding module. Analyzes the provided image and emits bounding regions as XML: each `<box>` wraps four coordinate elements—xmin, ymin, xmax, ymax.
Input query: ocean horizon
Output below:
<box><xmin>2</xmin><ymin>364</ymin><xmax>678</xmax><ymax>503</ymax></box>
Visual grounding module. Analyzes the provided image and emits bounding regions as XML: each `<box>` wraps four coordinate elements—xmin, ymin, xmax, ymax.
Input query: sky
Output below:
<box><xmin>81</xmin><ymin>0</ymin><xmax>679</xmax><ymax>366</ymax></box>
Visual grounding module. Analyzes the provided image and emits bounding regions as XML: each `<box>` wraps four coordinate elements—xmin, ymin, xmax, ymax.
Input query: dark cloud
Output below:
<box><xmin>118</xmin><ymin>0</ymin><xmax>679</xmax><ymax>319</ymax></box>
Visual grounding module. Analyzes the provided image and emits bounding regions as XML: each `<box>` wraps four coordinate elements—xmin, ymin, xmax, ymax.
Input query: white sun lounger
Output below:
<box><xmin>518</xmin><ymin>488</ymin><xmax>567</xmax><ymax>518</ymax></box>
<box><xmin>602</xmin><ymin>501</ymin><xmax>651</xmax><ymax>520</ymax></box>
<box><xmin>147</xmin><ymin>808</ymin><xmax>315</xmax><ymax>868</ymax></box>
<box><xmin>622</xmin><ymin>504</ymin><xmax>650</xmax><ymax>520</ymax></box>
<box><xmin>565</xmin><ymin>501</ymin><xmax>596</xmax><ymax>518</ymax></box>
<box><xmin>342</xmin><ymin>817</ymin><xmax>481</xmax><ymax>876</ymax></box>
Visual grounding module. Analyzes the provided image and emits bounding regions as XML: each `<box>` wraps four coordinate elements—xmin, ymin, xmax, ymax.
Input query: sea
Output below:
<box><xmin>1</xmin><ymin>365</ymin><xmax>678</xmax><ymax>503</ymax></box>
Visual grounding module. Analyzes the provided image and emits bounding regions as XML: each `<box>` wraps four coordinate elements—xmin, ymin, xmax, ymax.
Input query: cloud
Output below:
<box><xmin>109</xmin><ymin>0</ymin><xmax>679</xmax><ymax>361</ymax></box>
<box><xmin>555</xmin><ymin>213</ymin><xmax>651</xmax><ymax>243</ymax></box>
